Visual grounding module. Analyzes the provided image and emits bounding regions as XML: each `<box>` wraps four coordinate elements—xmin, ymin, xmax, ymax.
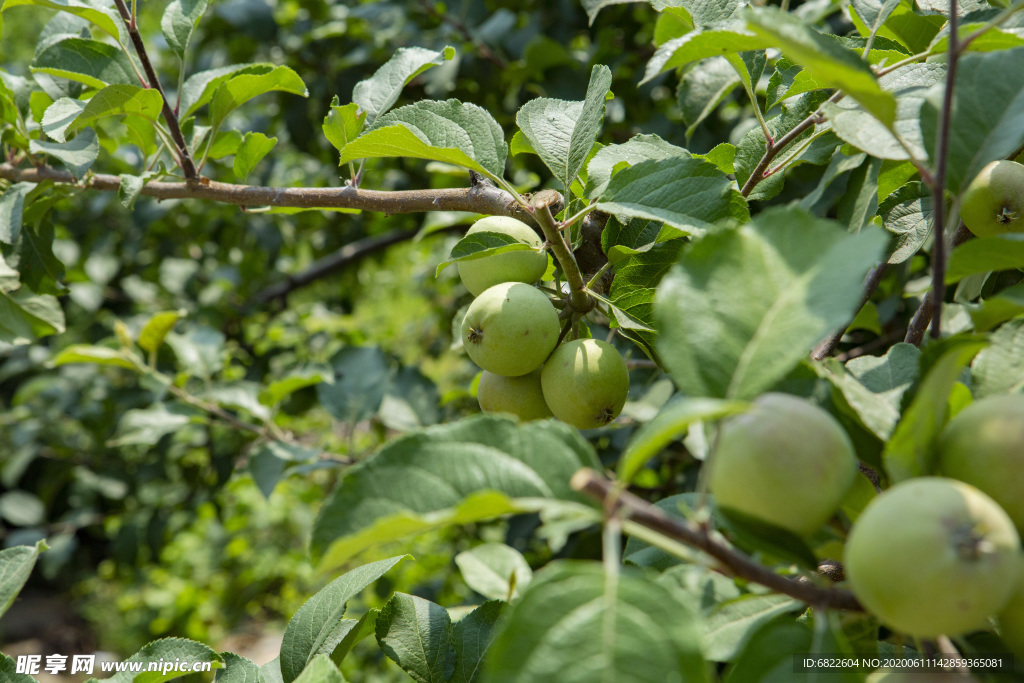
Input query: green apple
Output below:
<box><xmin>457</xmin><ymin>216</ymin><xmax>548</xmax><ymax>296</ymax></box>
<box><xmin>477</xmin><ymin>368</ymin><xmax>553</xmax><ymax>421</ymax></box>
<box><xmin>540</xmin><ymin>338</ymin><xmax>628</xmax><ymax>430</ymax></box>
<box><xmin>938</xmin><ymin>394</ymin><xmax>1024</xmax><ymax>535</ymax></box>
<box><xmin>844</xmin><ymin>477</ymin><xmax>1021</xmax><ymax>638</ymax></box>
<box><xmin>960</xmin><ymin>160</ymin><xmax>1024</xmax><ymax>238</ymax></box>
<box><xmin>997</xmin><ymin>565</ymin><xmax>1024</xmax><ymax>661</ymax></box>
<box><xmin>461</xmin><ymin>282</ymin><xmax>559</xmax><ymax>377</ymax></box>
<box><xmin>707</xmin><ymin>393</ymin><xmax>857</xmax><ymax>537</ymax></box>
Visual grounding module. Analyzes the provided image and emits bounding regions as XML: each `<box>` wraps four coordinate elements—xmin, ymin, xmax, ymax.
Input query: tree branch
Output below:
<box><xmin>904</xmin><ymin>223</ymin><xmax>972</xmax><ymax>346</ymax></box>
<box><xmin>812</xmin><ymin>263</ymin><xmax>889</xmax><ymax>361</ymax></box>
<box><xmin>532</xmin><ymin>191</ymin><xmax>594</xmax><ymax>314</ymax></box>
<box><xmin>571</xmin><ymin>468</ymin><xmax>864</xmax><ymax>611</ymax></box>
<box><xmin>0</xmin><ymin>163</ymin><xmax>537</xmax><ymax>222</ymax></box>
<box><xmin>111</xmin><ymin>0</ymin><xmax>197</xmax><ymax>179</ymax></box>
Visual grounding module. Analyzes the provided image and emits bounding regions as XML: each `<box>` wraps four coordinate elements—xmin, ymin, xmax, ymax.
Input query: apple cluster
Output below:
<box><xmin>706</xmin><ymin>391</ymin><xmax>1024</xmax><ymax>647</ymax></box>
<box><xmin>452</xmin><ymin>216</ymin><xmax>629</xmax><ymax>430</ymax></box>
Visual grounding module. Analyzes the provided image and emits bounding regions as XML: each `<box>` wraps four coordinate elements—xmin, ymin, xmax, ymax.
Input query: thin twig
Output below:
<box><xmin>111</xmin><ymin>0</ymin><xmax>197</xmax><ymax>179</ymax></box>
<box><xmin>904</xmin><ymin>223</ymin><xmax>972</xmax><ymax>345</ymax></box>
<box><xmin>0</xmin><ymin>163</ymin><xmax>538</xmax><ymax>222</ymax></box>
<box><xmin>740</xmin><ymin>91</ymin><xmax>842</xmax><ymax>198</ymax></box>
<box><xmin>811</xmin><ymin>263</ymin><xmax>889</xmax><ymax>361</ymax></box>
<box><xmin>571</xmin><ymin>468</ymin><xmax>863</xmax><ymax>611</ymax></box>
<box><xmin>533</xmin><ymin>192</ymin><xmax>593</xmax><ymax>314</ymax></box>
<box><xmin>927</xmin><ymin>0</ymin><xmax>959</xmax><ymax>339</ymax></box>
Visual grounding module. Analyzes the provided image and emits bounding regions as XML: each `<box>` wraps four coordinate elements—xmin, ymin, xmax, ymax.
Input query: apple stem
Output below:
<box><xmin>531</xmin><ymin>193</ymin><xmax>594</xmax><ymax>315</ymax></box>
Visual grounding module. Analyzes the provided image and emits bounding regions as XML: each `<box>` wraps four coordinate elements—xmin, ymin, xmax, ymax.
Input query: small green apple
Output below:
<box><xmin>997</xmin><ymin>565</ymin><xmax>1024</xmax><ymax>661</ymax></box>
<box><xmin>960</xmin><ymin>160</ymin><xmax>1024</xmax><ymax>238</ymax></box>
<box><xmin>461</xmin><ymin>282</ymin><xmax>559</xmax><ymax>377</ymax></box>
<box><xmin>477</xmin><ymin>368</ymin><xmax>552</xmax><ymax>421</ymax></box>
<box><xmin>457</xmin><ymin>216</ymin><xmax>548</xmax><ymax>296</ymax></box>
<box><xmin>540</xmin><ymin>338</ymin><xmax>628</xmax><ymax>430</ymax></box>
<box><xmin>844</xmin><ymin>477</ymin><xmax>1021</xmax><ymax>638</ymax></box>
<box><xmin>707</xmin><ymin>393</ymin><xmax>857</xmax><ymax>537</ymax></box>
<box><xmin>938</xmin><ymin>394</ymin><xmax>1024</xmax><ymax>535</ymax></box>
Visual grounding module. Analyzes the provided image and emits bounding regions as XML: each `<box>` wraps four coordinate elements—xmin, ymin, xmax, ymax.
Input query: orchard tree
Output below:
<box><xmin>2</xmin><ymin>0</ymin><xmax>1024</xmax><ymax>680</ymax></box>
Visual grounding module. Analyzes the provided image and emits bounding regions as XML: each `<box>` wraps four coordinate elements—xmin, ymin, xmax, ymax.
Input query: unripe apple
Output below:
<box><xmin>540</xmin><ymin>338</ymin><xmax>628</xmax><ymax>430</ymax></box>
<box><xmin>997</xmin><ymin>566</ymin><xmax>1024</xmax><ymax>661</ymax></box>
<box><xmin>457</xmin><ymin>216</ymin><xmax>548</xmax><ymax>296</ymax></box>
<box><xmin>461</xmin><ymin>282</ymin><xmax>559</xmax><ymax>377</ymax></box>
<box><xmin>707</xmin><ymin>393</ymin><xmax>857</xmax><ymax>537</ymax></box>
<box><xmin>844</xmin><ymin>477</ymin><xmax>1021</xmax><ymax>638</ymax></box>
<box><xmin>938</xmin><ymin>394</ymin><xmax>1024</xmax><ymax>535</ymax></box>
<box><xmin>960</xmin><ymin>160</ymin><xmax>1024</xmax><ymax>238</ymax></box>
<box><xmin>477</xmin><ymin>368</ymin><xmax>552</xmax><ymax>421</ymax></box>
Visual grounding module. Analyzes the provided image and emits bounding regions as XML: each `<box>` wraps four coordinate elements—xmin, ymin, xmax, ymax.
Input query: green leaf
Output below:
<box><xmin>40</xmin><ymin>96</ymin><xmax>86</xmax><ymax>142</ymax></box>
<box><xmin>316</xmin><ymin>345</ymin><xmax>391</xmax><ymax>424</ymax></box>
<box><xmin>31</xmin><ymin>37</ymin><xmax>134</xmax><ymax>89</ymax></box>
<box><xmin>946</xmin><ymin>234</ymin><xmax>1024</xmax><ymax>284</ymax></box>
<box><xmin>454</xmin><ymin>543</ymin><xmax>532</xmax><ymax>601</ymax></box>
<box><xmin>233</xmin><ymin>132</ymin><xmax>277</xmax><ymax>181</ymax></box>
<box><xmin>118</xmin><ymin>171</ymin><xmax>156</xmax><ymax>209</ymax></box>
<box><xmin>0</xmin><ymin>654</ymin><xmax>38</xmax><ymax>683</ymax></box>
<box><xmin>1</xmin><ymin>0</ymin><xmax>122</xmax><ymax>40</ymax></box>
<box><xmin>848</xmin><ymin>0</ymin><xmax>944</xmax><ymax>53</ymax></box>
<box><xmin>376</xmin><ymin>593</ymin><xmax>456</xmax><ymax>683</ymax></box>
<box><xmin>330</xmin><ymin>609</ymin><xmax>378</xmax><ymax>667</ymax></box>
<box><xmin>818</xmin><ymin>342</ymin><xmax>920</xmax><ymax>441</ymax></box>
<box><xmin>161</xmin><ymin>0</ymin><xmax>209</xmax><ymax>60</ymax></box>
<box><xmin>930</xmin><ymin>47</ymin><xmax>1024</xmax><ymax>195</ymax></box>
<box><xmin>215</xmin><ymin>652</ymin><xmax>260</xmax><ymax>683</ymax></box>
<box><xmin>106</xmin><ymin>638</ymin><xmax>223</xmax><ymax>683</ymax></box>
<box><xmin>323</xmin><ymin>99</ymin><xmax>366</xmax><ymax>163</ymax></box>
<box><xmin>655</xmin><ymin>206</ymin><xmax>889</xmax><ymax>400</ymax></box>
<box><xmin>485</xmin><ymin>561</ymin><xmax>709</xmax><ymax>683</ymax></box>
<box><xmin>0</xmin><ymin>286</ymin><xmax>65</xmax><ymax>344</ymax></box>
<box><xmin>106</xmin><ymin>403</ymin><xmax>198</xmax><ymax>447</ymax></box>
<box><xmin>643</xmin><ymin>23</ymin><xmax>771</xmax><ymax>85</ymax></box>
<box><xmin>585</xmin><ymin>133</ymin><xmax>689</xmax><ymax>199</ymax></box>
<box><xmin>210</xmin><ymin>65</ymin><xmax>308</xmax><ymax>133</ymax></box>
<box><xmin>53</xmin><ymin>344</ymin><xmax>138</xmax><ymax>369</ymax></box>
<box><xmin>825</xmin><ymin>63</ymin><xmax>945</xmax><ymax>162</ymax></box>
<box><xmin>618</xmin><ymin>396</ymin><xmax>749</xmax><ymax>483</ymax></box>
<box><xmin>339</xmin><ymin>99</ymin><xmax>508</xmax><ymax>181</ymax></box>
<box><xmin>595</xmin><ymin>157</ymin><xmax>748</xmax><ymax>235</ymax></box>
<box><xmin>435</xmin><ymin>231</ymin><xmax>536</xmax><ymax>276</ymax></box>
<box><xmin>879</xmin><ymin>181</ymin><xmax>932</xmax><ymax>264</ymax></box>
<box><xmin>70</xmin><ymin>84</ymin><xmax>163</xmax><ymax>136</ymax></box>
<box><xmin>249</xmin><ymin>441</ymin><xmax>317</xmax><ymax>499</ymax></box>
<box><xmin>515</xmin><ymin>64</ymin><xmax>612</xmax><ymax>190</ymax></box>
<box><xmin>180</xmin><ymin>63</ymin><xmax>268</xmax><ymax>118</ymax></box>
<box><xmin>883</xmin><ymin>340</ymin><xmax>986</xmax><ymax>482</ymax></box>
<box><xmin>723</xmin><ymin>614</ymin><xmax>860</xmax><ymax>682</ymax></box>
<box><xmin>677</xmin><ymin>57</ymin><xmax>741</xmax><ymax>138</ymax></box>
<box><xmin>311</xmin><ymin>415</ymin><xmax>600</xmax><ymax>568</ymax></box>
<box><xmin>451</xmin><ymin>601</ymin><xmax>502</xmax><ymax>683</ymax></box>
<box><xmin>0</xmin><ymin>182</ymin><xmax>32</xmax><ymax>244</ymax></box>
<box><xmin>279</xmin><ymin>556</ymin><xmax>407</xmax><ymax>683</ymax></box>
<box><xmin>260</xmin><ymin>365</ymin><xmax>328</xmax><ymax>406</ymax></box>
<box><xmin>745</xmin><ymin>6</ymin><xmax>895</xmax><ymax>126</ymax></box>
<box><xmin>29</xmin><ymin>127</ymin><xmax>98</xmax><ymax>180</ymax></box>
<box><xmin>703</xmin><ymin>593</ymin><xmax>802</xmax><ymax>663</ymax></box>
<box><xmin>0</xmin><ymin>541</ymin><xmax>45</xmax><ymax>618</ymax></box>
<box><xmin>588</xmin><ymin>289</ymin><xmax>656</xmax><ymax>332</ymax></box>
<box><xmin>353</xmin><ymin>45</ymin><xmax>455</xmax><ymax>128</ymax></box>
<box><xmin>972</xmin><ymin>318</ymin><xmax>1024</xmax><ymax>397</ymax></box>
<box><xmin>292</xmin><ymin>655</ymin><xmax>344</xmax><ymax>683</ymax></box>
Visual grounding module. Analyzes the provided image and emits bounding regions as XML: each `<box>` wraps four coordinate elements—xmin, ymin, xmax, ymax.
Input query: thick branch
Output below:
<box><xmin>904</xmin><ymin>223</ymin><xmax>972</xmax><ymax>345</ymax></box>
<box><xmin>811</xmin><ymin>263</ymin><xmax>889</xmax><ymax>361</ymax></box>
<box><xmin>111</xmin><ymin>0</ymin><xmax>197</xmax><ymax>179</ymax></box>
<box><xmin>571</xmin><ymin>468</ymin><xmax>863</xmax><ymax>611</ymax></box>
<box><xmin>0</xmin><ymin>163</ymin><xmax>535</xmax><ymax>222</ymax></box>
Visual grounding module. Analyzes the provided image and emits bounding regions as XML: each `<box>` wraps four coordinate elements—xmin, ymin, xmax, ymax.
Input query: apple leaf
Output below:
<box><xmin>595</xmin><ymin>157</ymin><xmax>748</xmax><ymax>235</ymax></box>
<box><xmin>233</xmin><ymin>132</ymin><xmax>277</xmax><ymax>181</ymax></box>
<box><xmin>322</xmin><ymin>98</ymin><xmax>366</xmax><ymax>163</ymax></box>
<box><xmin>883</xmin><ymin>340</ymin><xmax>986</xmax><ymax>482</ymax></box>
<box><xmin>311</xmin><ymin>415</ymin><xmax>600</xmax><ymax>570</ymax></box>
<box><xmin>972</xmin><ymin>319</ymin><xmax>1024</xmax><ymax>398</ymax></box>
<box><xmin>485</xmin><ymin>561</ymin><xmax>708</xmax><ymax>683</ymax></box>
<box><xmin>339</xmin><ymin>99</ymin><xmax>508</xmax><ymax>182</ymax></box>
<box><xmin>585</xmin><ymin>134</ymin><xmax>689</xmax><ymax>199</ymax></box>
<box><xmin>946</xmin><ymin>234</ymin><xmax>1024</xmax><ymax>284</ymax></box>
<box><xmin>32</xmin><ymin>37</ymin><xmax>135</xmax><ymax>89</ymax></box>
<box><xmin>516</xmin><ymin>64</ymin><xmax>612</xmax><ymax>191</ymax></box>
<box><xmin>161</xmin><ymin>0</ymin><xmax>209</xmax><ymax>60</ymax></box>
<box><xmin>209</xmin><ymin>65</ymin><xmax>308</xmax><ymax>133</ymax></box>
<box><xmin>1</xmin><ymin>0</ymin><xmax>123</xmax><ymax>41</ymax></box>
<box><xmin>353</xmin><ymin>46</ymin><xmax>455</xmax><ymax>128</ymax></box>
<box><xmin>643</xmin><ymin>23</ymin><xmax>771</xmax><ymax>85</ymax></box>
<box><xmin>655</xmin><ymin>206</ymin><xmax>888</xmax><ymax>400</ymax></box>
<box><xmin>435</xmin><ymin>231</ymin><xmax>537</xmax><ymax>276</ymax></box>
<box><xmin>29</xmin><ymin>127</ymin><xmax>98</xmax><ymax>181</ymax></box>
<box><xmin>0</xmin><ymin>541</ymin><xmax>46</xmax><ymax>619</ymax></box>
<box><xmin>375</xmin><ymin>593</ymin><xmax>456</xmax><ymax>683</ymax></box>
<box><xmin>279</xmin><ymin>555</ymin><xmax>407</xmax><ymax>683</ymax></box>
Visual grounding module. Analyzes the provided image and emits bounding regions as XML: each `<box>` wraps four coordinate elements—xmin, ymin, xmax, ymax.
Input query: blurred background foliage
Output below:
<box><xmin>0</xmin><ymin>0</ymin><xmax>703</xmax><ymax>672</ymax></box>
